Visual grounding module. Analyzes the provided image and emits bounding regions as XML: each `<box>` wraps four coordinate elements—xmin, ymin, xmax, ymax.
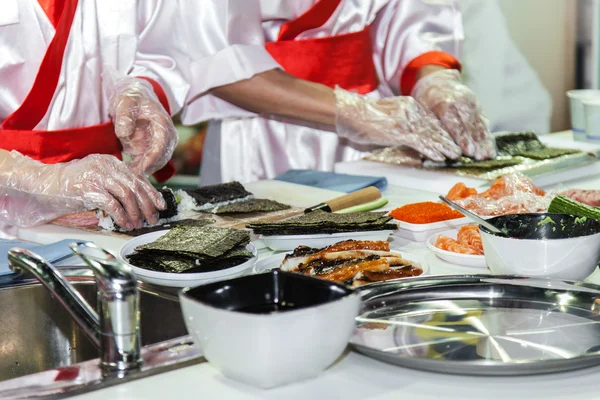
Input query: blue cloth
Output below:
<box><xmin>274</xmin><ymin>169</ymin><xmax>388</xmax><ymax>193</ymax></box>
<box><xmin>0</xmin><ymin>239</ymin><xmax>84</xmax><ymax>275</ymax></box>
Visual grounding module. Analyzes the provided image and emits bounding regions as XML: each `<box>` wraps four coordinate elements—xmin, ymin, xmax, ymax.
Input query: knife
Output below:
<box><xmin>304</xmin><ymin>186</ymin><xmax>382</xmax><ymax>213</ymax></box>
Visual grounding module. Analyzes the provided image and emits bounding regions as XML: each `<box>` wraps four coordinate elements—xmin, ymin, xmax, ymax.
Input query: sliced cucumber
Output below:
<box><xmin>548</xmin><ymin>195</ymin><xmax>600</xmax><ymax>219</ymax></box>
<box><xmin>335</xmin><ymin>197</ymin><xmax>389</xmax><ymax>214</ymax></box>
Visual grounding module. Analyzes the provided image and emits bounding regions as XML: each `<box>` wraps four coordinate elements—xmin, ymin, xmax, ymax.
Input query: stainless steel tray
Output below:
<box><xmin>350</xmin><ymin>275</ymin><xmax>600</xmax><ymax>376</ymax></box>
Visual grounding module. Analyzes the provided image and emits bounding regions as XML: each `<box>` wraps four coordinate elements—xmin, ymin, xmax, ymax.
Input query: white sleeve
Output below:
<box><xmin>126</xmin><ymin>0</ymin><xmax>191</xmax><ymax>115</ymax></box>
<box><xmin>371</xmin><ymin>0</ymin><xmax>464</xmax><ymax>95</ymax></box>
<box><xmin>176</xmin><ymin>0</ymin><xmax>282</xmax><ymax>125</ymax></box>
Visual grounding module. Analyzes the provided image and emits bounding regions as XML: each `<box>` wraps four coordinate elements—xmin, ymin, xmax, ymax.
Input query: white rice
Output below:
<box><xmin>175</xmin><ymin>190</ymin><xmax>254</xmax><ymax>213</ymax></box>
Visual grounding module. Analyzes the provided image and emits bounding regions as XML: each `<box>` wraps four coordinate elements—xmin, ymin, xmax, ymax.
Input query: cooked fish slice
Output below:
<box><xmin>315</xmin><ymin>258</ymin><xmax>389</xmax><ymax>282</ymax></box>
<box><xmin>352</xmin><ymin>266</ymin><xmax>424</xmax><ymax>287</ymax></box>
<box><xmin>280</xmin><ymin>240</ymin><xmax>390</xmax><ymax>270</ymax></box>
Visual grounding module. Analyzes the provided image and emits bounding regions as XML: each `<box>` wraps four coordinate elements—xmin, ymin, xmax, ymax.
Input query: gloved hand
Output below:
<box><xmin>334</xmin><ymin>86</ymin><xmax>462</xmax><ymax>161</ymax></box>
<box><xmin>411</xmin><ymin>69</ymin><xmax>497</xmax><ymax>160</ymax></box>
<box><xmin>105</xmin><ymin>70</ymin><xmax>178</xmax><ymax>176</ymax></box>
<box><xmin>0</xmin><ymin>151</ymin><xmax>166</xmax><ymax>229</ymax></box>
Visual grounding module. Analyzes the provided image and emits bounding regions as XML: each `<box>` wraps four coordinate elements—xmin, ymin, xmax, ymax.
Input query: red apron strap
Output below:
<box><xmin>2</xmin><ymin>0</ymin><xmax>78</xmax><ymax>130</ymax></box>
<box><xmin>277</xmin><ymin>0</ymin><xmax>342</xmax><ymax>41</ymax></box>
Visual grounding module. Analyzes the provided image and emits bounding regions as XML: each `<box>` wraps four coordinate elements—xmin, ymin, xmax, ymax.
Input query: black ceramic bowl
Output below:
<box><xmin>480</xmin><ymin>213</ymin><xmax>600</xmax><ymax>239</ymax></box>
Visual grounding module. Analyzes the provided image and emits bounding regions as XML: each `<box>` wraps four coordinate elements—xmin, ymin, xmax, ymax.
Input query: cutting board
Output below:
<box><xmin>15</xmin><ymin>181</ymin><xmax>345</xmax><ymax>249</ymax></box>
<box><xmin>335</xmin><ymin>132</ymin><xmax>600</xmax><ymax>194</ymax></box>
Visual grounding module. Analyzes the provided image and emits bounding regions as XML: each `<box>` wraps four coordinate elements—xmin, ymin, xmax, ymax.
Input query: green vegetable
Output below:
<box><xmin>537</xmin><ymin>216</ymin><xmax>555</xmax><ymax>226</ymax></box>
<box><xmin>548</xmin><ymin>196</ymin><xmax>600</xmax><ymax>220</ymax></box>
<box><xmin>575</xmin><ymin>216</ymin><xmax>588</xmax><ymax>224</ymax></box>
<box><xmin>335</xmin><ymin>197</ymin><xmax>389</xmax><ymax>214</ymax></box>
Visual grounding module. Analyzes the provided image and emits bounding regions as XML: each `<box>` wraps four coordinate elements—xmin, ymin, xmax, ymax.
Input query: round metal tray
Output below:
<box><xmin>350</xmin><ymin>275</ymin><xmax>600</xmax><ymax>376</ymax></box>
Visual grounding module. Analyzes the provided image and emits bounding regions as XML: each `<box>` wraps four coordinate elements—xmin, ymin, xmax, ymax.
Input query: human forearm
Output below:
<box><xmin>211</xmin><ymin>68</ymin><xmax>336</xmax><ymax>126</ymax></box>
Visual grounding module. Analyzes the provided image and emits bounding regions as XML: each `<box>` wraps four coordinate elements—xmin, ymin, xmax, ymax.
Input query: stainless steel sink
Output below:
<box><xmin>0</xmin><ymin>273</ymin><xmax>203</xmax><ymax>399</ymax></box>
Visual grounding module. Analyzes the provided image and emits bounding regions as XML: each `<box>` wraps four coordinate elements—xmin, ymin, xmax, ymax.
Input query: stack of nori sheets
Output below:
<box><xmin>127</xmin><ymin>226</ymin><xmax>252</xmax><ymax>273</ymax></box>
<box><xmin>209</xmin><ymin>198</ymin><xmax>291</xmax><ymax>214</ymax></box>
<box><xmin>247</xmin><ymin>210</ymin><xmax>398</xmax><ymax>236</ymax></box>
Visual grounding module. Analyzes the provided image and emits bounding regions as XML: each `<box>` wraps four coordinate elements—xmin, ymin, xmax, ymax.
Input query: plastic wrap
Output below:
<box><xmin>334</xmin><ymin>86</ymin><xmax>461</xmax><ymax>161</ymax></box>
<box><xmin>412</xmin><ymin>69</ymin><xmax>496</xmax><ymax>160</ymax></box>
<box><xmin>447</xmin><ymin>173</ymin><xmax>554</xmax><ymax>216</ymax></box>
<box><xmin>104</xmin><ymin>68</ymin><xmax>178</xmax><ymax>176</ymax></box>
<box><xmin>0</xmin><ymin>151</ymin><xmax>164</xmax><ymax>229</ymax></box>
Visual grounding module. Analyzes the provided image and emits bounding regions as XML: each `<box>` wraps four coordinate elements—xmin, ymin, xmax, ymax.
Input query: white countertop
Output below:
<box><xmin>12</xmin><ymin>133</ymin><xmax>600</xmax><ymax>400</ymax></box>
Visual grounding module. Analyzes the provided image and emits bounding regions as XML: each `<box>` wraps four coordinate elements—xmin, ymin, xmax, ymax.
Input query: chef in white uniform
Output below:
<box><xmin>178</xmin><ymin>0</ymin><xmax>496</xmax><ymax>186</ymax></box>
<box><xmin>0</xmin><ymin>0</ymin><xmax>189</xmax><ymax>229</ymax></box>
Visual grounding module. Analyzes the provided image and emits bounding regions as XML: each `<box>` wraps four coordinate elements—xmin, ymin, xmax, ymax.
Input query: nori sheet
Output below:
<box><xmin>158</xmin><ymin>188</ymin><xmax>178</xmax><ymax>220</ymax></box>
<box><xmin>185</xmin><ymin>182</ymin><xmax>253</xmax><ymax>206</ymax></box>
<box><xmin>517</xmin><ymin>148</ymin><xmax>581</xmax><ymax>160</ymax></box>
<box><xmin>208</xmin><ymin>198</ymin><xmax>291</xmax><ymax>214</ymax></box>
<box><xmin>442</xmin><ymin>157</ymin><xmax>522</xmax><ymax>170</ymax></box>
<box><xmin>122</xmin><ymin>218</ymin><xmax>215</xmax><ymax>237</ymax></box>
<box><xmin>247</xmin><ymin>210</ymin><xmax>397</xmax><ymax>235</ymax></box>
<box><xmin>135</xmin><ymin>226</ymin><xmax>250</xmax><ymax>258</ymax></box>
<box><xmin>495</xmin><ymin>131</ymin><xmax>545</xmax><ymax>156</ymax></box>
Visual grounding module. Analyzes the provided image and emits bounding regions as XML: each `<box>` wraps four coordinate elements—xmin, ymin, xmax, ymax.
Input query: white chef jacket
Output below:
<box><xmin>460</xmin><ymin>0</ymin><xmax>552</xmax><ymax>134</ymax></box>
<box><xmin>177</xmin><ymin>0</ymin><xmax>463</xmax><ymax>185</ymax></box>
<box><xmin>0</xmin><ymin>0</ymin><xmax>189</xmax><ymax>130</ymax></box>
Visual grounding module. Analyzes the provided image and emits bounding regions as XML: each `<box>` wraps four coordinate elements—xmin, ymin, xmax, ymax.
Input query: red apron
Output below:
<box><xmin>265</xmin><ymin>0</ymin><xmax>379</xmax><ymax>95</ymax></box>
<box><xmin>0</xmin><ymin>0</ymin><xmax>175</xmax><ymax>183</ymax></box>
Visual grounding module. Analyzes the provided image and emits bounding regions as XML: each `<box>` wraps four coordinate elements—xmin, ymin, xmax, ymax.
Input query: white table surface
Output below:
<box><xmin>11</xmin><ymin>134</ymin><xmax>600</xmax><ymax>400</ymax></box>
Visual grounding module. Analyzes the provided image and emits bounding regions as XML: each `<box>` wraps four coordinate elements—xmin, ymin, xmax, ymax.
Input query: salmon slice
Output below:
<box><xmin>435</xmin><ymin>235</ymin><xmax>480</xmax><ymax>255</ymax></box>
<box><xmin>457</xmin><ymin>225</ymin><xmax>484</xmax><ymax>254</ymax></box>
<box><xmin>446</xmin><ymin>183</ymin><xmax>478</xmax><ymax>201</ymax></box>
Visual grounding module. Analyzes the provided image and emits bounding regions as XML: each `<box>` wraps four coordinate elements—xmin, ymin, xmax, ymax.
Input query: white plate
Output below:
<box><xmin>426</xmin><ymin>229</ymin><xmax>487</xmax><ymax>268</ymax></box>
<box><xmin>119</xmin><ymin>230</ymin><xmax>258</xmax><ymax>288</ymax></box>
<box><xmin>261</xmin><ymin>230</ymin><xmax>394</xmax><ymax>252</ymax></box>
<box><xmin>253</xmin><ymin>249</ymin><xmax>429</xmax><ymax>276</ymax></box>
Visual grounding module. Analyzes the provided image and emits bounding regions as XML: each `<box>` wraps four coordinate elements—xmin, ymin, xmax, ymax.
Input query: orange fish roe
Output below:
<box><xmin>389</xmin><ymin>202</ymin><xmax>464</xmax><ymax>224</ymax></box>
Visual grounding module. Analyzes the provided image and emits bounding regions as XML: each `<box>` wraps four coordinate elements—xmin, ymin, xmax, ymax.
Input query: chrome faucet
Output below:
<box><xmin>7</xmin><ymin>242</ymin><xmax>141</xmax><ymax>372</ymax></box>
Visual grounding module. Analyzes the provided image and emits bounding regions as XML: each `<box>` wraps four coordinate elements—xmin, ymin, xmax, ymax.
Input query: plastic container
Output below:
<box><xmin>393</xmin><ymin>217</ymin><xmax>470</xmax><ymax>242</ymax></box>
<box><xmin>567</xmin><ymin>89</ymin><xmax>600</xmax><ymax>141</ymax></box>
<box><xmin>583</xmin><ymin>98</ymin><xmax>600</xmax><ymax>141</ymax></box>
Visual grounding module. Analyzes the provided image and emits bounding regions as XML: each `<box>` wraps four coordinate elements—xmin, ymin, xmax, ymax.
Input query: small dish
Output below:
<box><xmin>119</xmin><ymin>230</ymin><xmax>258</xmax><ymax>288</ymax></box>
<box><xmin>253</xmin><ymin>249</ymin><xmax>429</xmax><ymax>276</ymax></box>
<box><xmin>393</xmin><ymin>217</ymin><xmax>470</xmax><ymax>242</ymax></box>
<box><xmin>179</xmin><ymin>270</ymin><xmax>360</xmax><ymax>388</ymax></box>
<box><xmin>480</xmin><ymin>213</ymin><xmax>600</xmax><ymax>281</ymax></box>
<box><xmin>261</xmin><ymin>230</ymin><xmax>393</xmax><ymax>252</ymax></box>
<box><xmin>426</xmin><ymin>229</ymin><xmax>487</xmax><ymax>268</ymax></box>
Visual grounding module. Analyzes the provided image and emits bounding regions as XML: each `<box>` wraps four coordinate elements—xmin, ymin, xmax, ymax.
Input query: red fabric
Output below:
<box><xmin>400</xmin><ymin>51</ymin><xmax>462</xmax><ymax>96</ymax></box>
<box><xmin>277</xmin><ymin>0</ymin><xmax>342</xmax><ymax>41</ymax></box>
<box><xmin>2</xmin><ymin>0</ymin><xmax>78</xmax><ymax>130</ymax></box>
<box><xmin>0</xmin><ymin>123</ymin><xmax>122</xmax><ymax>163</ymax></box>
<box><xmin>266</xmin><ymin>28</ymin><xmax>378</xmax><ymax>94</ymax></box>
<box><xmin>38</xmin><ymin>0</ymin><xmax>65</xmax><ymax>28</ymax></box>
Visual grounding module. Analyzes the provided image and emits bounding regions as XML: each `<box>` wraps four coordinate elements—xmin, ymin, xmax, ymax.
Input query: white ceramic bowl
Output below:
<box><xmin>479</xmin><ymin>213</ymin><xmax>600</xmax><ymax>281</ymax></box>
<box><xmin>180</xmin><ymin>270</ymin><xmax>360</xmax><ymax>389</ymax></box>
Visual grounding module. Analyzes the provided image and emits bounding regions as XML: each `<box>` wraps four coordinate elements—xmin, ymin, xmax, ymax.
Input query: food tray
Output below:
<box><xmin>426</xmin><ymin>229</ymin><xmax>487</xmax><ymax>268</ymax></box>
<box><xmin>261</xmin><ymin>230</ymin><xmax>394</xmax><ymax>252</ymax></box>
<box><xmin>119</xmin><ymin>230</ymin><xmax>258</xmax><ymax>288</ymax></box>
<box><xmin>393</xmin><ymin>217</ymin><xmax>470</xmax><ymax>242</ymax></box>
<box><xmin>351</xmin><ymin>275</ymin><xmax>600</xmax><ymax>376</ymax></box>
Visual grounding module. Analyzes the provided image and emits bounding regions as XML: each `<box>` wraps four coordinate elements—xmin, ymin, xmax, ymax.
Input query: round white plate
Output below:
<box><xmin>119</xmin><ymin>230</ymin><xmax>258</xmax><ymax>288</ymax></box>
<box><xmin>426</xmin><ymin>229</ymin><xmax>487</xmax><ymax>268</ymax></box>
<box><xmin>253</xmin><ymin>249</ymin><xmax>429</xmax><ymax>277</ymax></box>
<box><xmin>261</xmin><ymin>230</ymin><xmax>394</xmax><ymax>252</ymax></box>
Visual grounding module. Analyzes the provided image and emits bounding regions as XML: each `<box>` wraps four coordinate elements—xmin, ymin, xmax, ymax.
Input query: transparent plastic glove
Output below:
<box><xmin>334</xmin><ymin>86</ymin><xmax>461</xmax><ymax>161</ymax></box>
<box><xmin>0</xmin><ymin>151</ymin><xmax>166</xmax><ymax>229</ymax></box>
<box><xmin>104</xmin><ymin>69</ymin><xmax>178</xmax><ymax>176</ymax></box>
<box><xmin>412</xmin><ymin>69</ymin><xmax>497</xmax><ymax>160</ymax></box>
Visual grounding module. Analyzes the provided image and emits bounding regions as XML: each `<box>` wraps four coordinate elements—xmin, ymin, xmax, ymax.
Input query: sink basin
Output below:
<box><xmin>0</xmin><ymin>276</ymin><xmax>188</xmax><ymax>383</ymax></box>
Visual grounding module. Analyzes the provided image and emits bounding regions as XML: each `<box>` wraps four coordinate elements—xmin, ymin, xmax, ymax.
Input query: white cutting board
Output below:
<box><xmin>14</xmin><ymin>180</ymin><xmax>344</xmax><ymax>251</ymax></box>
<box><xmin>335</xmin><ymin>132</ymin><xmax>600</xmax><ymax>194</ymax></box>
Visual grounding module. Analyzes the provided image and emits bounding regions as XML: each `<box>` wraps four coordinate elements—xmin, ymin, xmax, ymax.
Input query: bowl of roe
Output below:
<box><xmin>390</xmin><ymin>202</ymin><xmax>470</xmax><ymax>242</ymax></box>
